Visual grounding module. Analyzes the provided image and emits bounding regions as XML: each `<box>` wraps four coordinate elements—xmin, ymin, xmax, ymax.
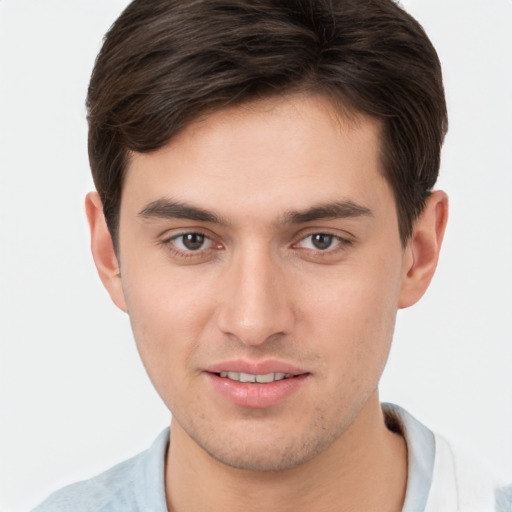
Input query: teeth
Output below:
<box><xmin>256</xmin><ymin>373</ymin><xmax>274</xmax><ymax>383</ymax></box>
<box><xmin>258</xmin><ymin>372</ymin><xmax>286</xmax><ymax>383</ymax></box>
<box><xmin>218</xmin><ymin>372</ymin><xmax>291</xmax><ymax>383</ymax></box>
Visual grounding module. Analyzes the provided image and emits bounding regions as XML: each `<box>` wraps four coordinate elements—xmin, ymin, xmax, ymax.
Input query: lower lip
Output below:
<box><xmin>206</xmin><ymin>373</ymin><xmax>309</xmax><ymax>408</ymax></box>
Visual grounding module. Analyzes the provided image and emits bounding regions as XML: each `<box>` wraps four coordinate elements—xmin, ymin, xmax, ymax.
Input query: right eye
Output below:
<box><xmin>170</xmin><ymin>233</ymin><xmax>212</xmax><ymax>252</ymax></box>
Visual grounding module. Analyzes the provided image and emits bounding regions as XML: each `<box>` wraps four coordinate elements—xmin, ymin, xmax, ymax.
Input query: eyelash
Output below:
<box><xmin>162</xmin><ymin>231</ymin><xmax>220</xmax><ymax>259</ymax></box>
<box><xmin>160</xmin><ymin>230</ymin><xmax>353</xmax><ymax>261</ymax></box>
<box><xmin>293</xmin><ymin>232</ymin><xmax>352</xmax><ymax>256</ymax></box>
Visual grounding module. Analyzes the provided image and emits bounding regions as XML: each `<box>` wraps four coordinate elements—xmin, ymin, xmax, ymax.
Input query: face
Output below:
<box><xmin>116</xmin><ymin>94</ymin><xmax>407</xmax><ymax>471</ymax></box>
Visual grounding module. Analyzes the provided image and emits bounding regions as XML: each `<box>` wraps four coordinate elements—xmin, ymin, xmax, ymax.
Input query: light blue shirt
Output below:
<box><xmin>31</xmin><ymin>404</ymin><xmax>511</xmax><ymax>512</ymax></box>
<box><xmin>32</xmin><ymin>428</ymin><xmax>169</xmax><ymax>511</ymax></box>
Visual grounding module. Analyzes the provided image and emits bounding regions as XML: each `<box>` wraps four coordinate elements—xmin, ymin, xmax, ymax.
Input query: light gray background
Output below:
<box><xmin>1</xmin><ymin>1</ymin><xmax>511</xmax><ymax>511</ymax></box>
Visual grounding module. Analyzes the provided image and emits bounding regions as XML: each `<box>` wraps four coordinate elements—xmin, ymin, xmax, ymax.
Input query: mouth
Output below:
<box><xmin>206</xmin><ymin>360</ymin><xmax>307</xmax><ymax>378</ymax></box>
<box><xmin>216</xmin><ymin>371</ymin><xmax>293</xmax><ymax>383</ymax></box>
<box><xmin>205</xmin><ymin>362</ymin><xmax>309</xmax><ymax>408</ymax></box>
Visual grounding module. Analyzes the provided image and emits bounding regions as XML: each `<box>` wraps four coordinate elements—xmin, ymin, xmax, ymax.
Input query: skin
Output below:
<box><xmin>87</xmin><ymin>94</ymin><xmax>448</xmax><ymax>512</ymax></box>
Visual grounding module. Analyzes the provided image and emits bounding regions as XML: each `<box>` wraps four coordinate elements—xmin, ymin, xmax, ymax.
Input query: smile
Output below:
<box><xmin>218</xmin><ymin>371</ymin><xmax>292</xmax><ymax>383</ymax></box>
<box><xmin>208</xmin><ymin>370</ymin><xmax>308</xmax><ymax>408</ymax></box>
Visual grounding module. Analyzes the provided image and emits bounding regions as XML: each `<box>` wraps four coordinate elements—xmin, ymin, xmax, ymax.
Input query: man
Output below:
<box><xmin>31</xmin><ymin>0</ymin><xmax>510</xmax><ymax>511</ymax></box>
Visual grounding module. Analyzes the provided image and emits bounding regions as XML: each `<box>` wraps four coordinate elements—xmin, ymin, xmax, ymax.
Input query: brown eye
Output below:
<box><xmin>295</xmin><ymin>232</ymin><xmax>348</xmax><ymax>253</ymax></box>
<box><xmin>170</xmin><ymin>233</ymin><xmax>212</xmax><ymax>252</ymax></box>
<box><xmin>310</xmin><ymin>234</ymin><xmax>334</xmax><ymax>250</ymax></box>
<box><xmin>182</xmin><ymin>233</ymin><xmax>205</xmax><ymax>250</ymax></box>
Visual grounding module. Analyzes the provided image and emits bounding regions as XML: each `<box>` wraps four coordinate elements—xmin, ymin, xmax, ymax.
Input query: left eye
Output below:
<box><xmin>298</xmin><ymin>233</ymin><xmax>341</xmax><ymax>251</ymax></box>
<box><xmin>170</xmin><ymin>233</ymin><xmax>213</xmax><ymax>251</ymax></box>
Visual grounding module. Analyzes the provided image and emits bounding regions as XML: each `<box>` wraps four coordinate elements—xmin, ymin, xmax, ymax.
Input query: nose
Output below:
<box><xmin>216</xmin><ymin>246</ymin><xmax>295</xmax><ymax>346</ymax></box>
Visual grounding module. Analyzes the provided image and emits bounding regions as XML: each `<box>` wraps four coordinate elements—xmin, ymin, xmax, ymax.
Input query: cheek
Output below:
<box><xmin>120</xmin><ymin>269</ymin><xmax>217</xmax><ymax>386</ymax></box>
<box><xmin>300</xmin><ymin>259</ymin><xmax>401</xmax><ymax>375</ymax></box>
<box><xmin>124</xmin><ymin>263</ymin><xmax>214</xmax><ymax>330</ymax></box>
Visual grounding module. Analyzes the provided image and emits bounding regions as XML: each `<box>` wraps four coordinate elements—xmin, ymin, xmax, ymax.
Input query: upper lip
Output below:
<box><xmin>205</xmin><ymin>359</ymin><xmax>308</xmax><ymax>376</ymax></box>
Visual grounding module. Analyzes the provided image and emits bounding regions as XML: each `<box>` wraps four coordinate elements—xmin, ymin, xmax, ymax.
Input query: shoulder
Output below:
<box><xmin>429</xmin><ymin>435</ymin><xmax>512</xmax><ymax>512</ymax></box>
<box><xmin>31</xmin><ymin>428</ymin><xmax>169</xmax><ymax>512</ymax></box>
<box><xmin>495</xmin><ymin>485</ymin><xmax>512</xmax><ymax>512</ymax></box>
<box><xmin>31</xmin><ymin>461</ymin><xmax>136</xmax><ymax>512</ymax></box>
<box><xmin>383</xmin><ymin>403</ymin><xmax>512</xmax><ymax>512</ymax></box>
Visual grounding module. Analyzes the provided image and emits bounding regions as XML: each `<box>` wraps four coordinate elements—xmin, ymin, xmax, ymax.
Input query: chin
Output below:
<box><xmin>188</xmin><ymin>419</ymin><xmax>347</xmax><ymax>473</ymax></box>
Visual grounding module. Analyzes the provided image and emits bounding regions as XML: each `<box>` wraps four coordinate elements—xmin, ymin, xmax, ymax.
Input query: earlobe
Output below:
<box><xmin>85</xmin><ymin>191</ymin><xmax>127</xmax><ymax>313</ymax></box>
<box><xmin>398</xmin><ymin>190</ymin><xmax>449</xmax><ymax>309</ymax></box>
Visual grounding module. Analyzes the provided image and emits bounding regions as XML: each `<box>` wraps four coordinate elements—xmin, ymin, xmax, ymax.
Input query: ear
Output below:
<box><xmin>85</xmin><ymin>191</ymin><xmax>127</xmax><ymax>312</ymax></box>
<box><xmin>398</xmin><ymin>190</ymin><xmax>449</xmax><ymax>309</ymax></box>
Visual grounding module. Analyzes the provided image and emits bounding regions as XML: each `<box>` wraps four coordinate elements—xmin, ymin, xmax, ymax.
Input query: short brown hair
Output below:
<box><xmin>87</xmin><ymin>0</ymin><xmax>447</xmax><ymax>247</ymax></box>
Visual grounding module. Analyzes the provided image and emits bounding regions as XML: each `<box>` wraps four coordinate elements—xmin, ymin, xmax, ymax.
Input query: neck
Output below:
<box><xmin>165</xmin><ymin>393</ymin><xmax>407</xmax><ymax>512</ymax></box>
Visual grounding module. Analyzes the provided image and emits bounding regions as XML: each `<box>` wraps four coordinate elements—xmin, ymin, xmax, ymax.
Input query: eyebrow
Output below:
<box><xmin>138</xmin><ymin>199</ymin><xmax>228</xmax><ymax>225</ymax></box>
<box><xmin>138</xmin><ymin>198</ymin><xmax>372</xmax><ymax>225</ymax></box>
<box><xmin>281</xmin><ymin>201</ymin><xmax>373</xmax><ymax>224</ymax></box>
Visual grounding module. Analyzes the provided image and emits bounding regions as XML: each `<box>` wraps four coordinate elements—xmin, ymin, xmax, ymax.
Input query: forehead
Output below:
<box><xmin>122</xmin><ymin>93</ymin><xmax>392</xmax><ymax>223</ymax></box>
